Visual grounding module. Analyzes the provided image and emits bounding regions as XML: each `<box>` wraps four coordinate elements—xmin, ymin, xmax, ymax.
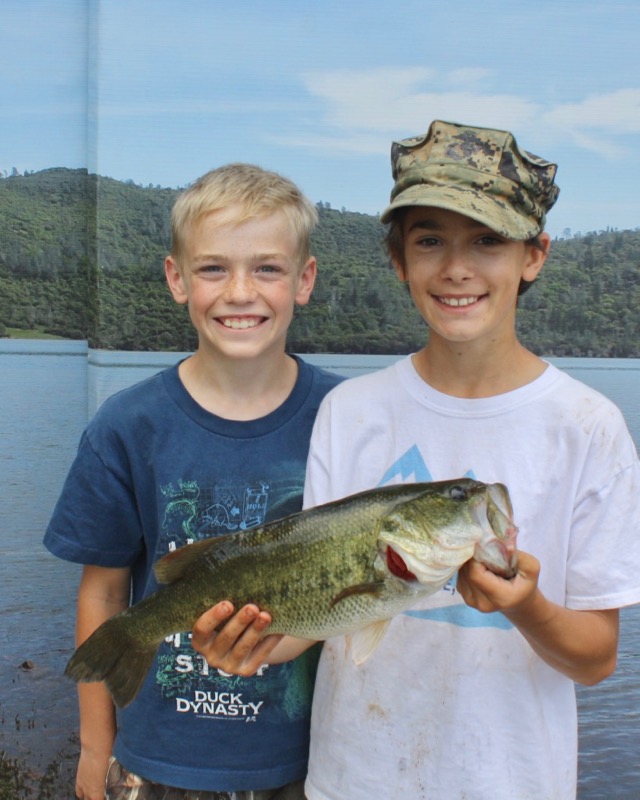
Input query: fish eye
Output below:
<box><xmin>448</xmin><ymin>485</ymin><xmax>467</xmax><ymax>501</ymax></box>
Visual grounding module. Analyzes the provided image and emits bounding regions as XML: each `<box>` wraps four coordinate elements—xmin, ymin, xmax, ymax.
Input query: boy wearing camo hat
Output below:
<box><xmin>192</xmin><ymin>121</ymin><xmax>640</xmax><ymax>799</ymax></box>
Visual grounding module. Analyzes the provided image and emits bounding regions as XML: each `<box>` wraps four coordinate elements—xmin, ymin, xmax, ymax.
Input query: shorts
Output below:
<box><xmin>105</xmin><ymin>758</ymin><xmax>306</xmax><ymax>800</ymax></box>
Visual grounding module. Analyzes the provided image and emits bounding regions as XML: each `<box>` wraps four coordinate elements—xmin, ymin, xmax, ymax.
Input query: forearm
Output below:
<box><xmin>458</xmin><ymin>553</ymin><xmax>619</xmax><ymax>685</ymax></box>
<box><xmin>75</xmin><ymin>681</ymin><xmax>117</xmax><ymax>800</ymax></box>
<box><xmin>505</xmin><ymin>590</ymin><xmax>619</xmax><ymax>685</ymax></box>
<box><xmin>77</xmin><ymin>571</ymin><xmax>128</xmax><ymax>727</ymax></box>
<box><xmin>262</xmin><ymin>634</ymin><xmax>316</xmax><ymax>664</ymax></box>
<box><xmin>74</xmin><ymin>564</ymin><xmax>131</xmax><ymax>797</ymax></box>
<box><xmin>78</xmin><ymin>681</ymin><xmax>117</xmax><ymax>754</ymax></box>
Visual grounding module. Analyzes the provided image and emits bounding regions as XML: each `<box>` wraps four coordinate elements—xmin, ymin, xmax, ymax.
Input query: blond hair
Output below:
<box><xmin>170</xmin><ymin>163</ymin><xmax>318</xmax><ymax>267</ymax></box>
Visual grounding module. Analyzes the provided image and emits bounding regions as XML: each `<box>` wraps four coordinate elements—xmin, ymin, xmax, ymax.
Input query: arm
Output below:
<box><xmin>457</xmin><ymin>550</ymin><xmax>619</xmax><ymax>685</ymax></box>
<box><xmin>191</xmin><ymin>602</ymin><xmax>316</xmax><ymax>677</ymax></box>
<box><xmin>74</xmin><ymin>564</ymin><xmax>131</xmax><ymax>800</ymax></box>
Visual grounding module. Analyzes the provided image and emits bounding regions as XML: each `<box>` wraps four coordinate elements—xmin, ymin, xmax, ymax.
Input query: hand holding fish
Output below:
<box><xmin>456</xmin><ymin>549</ymin><xmax>539</xmax><ymax>614</ymax></box>
<box><xmin>191</xmin><ymin>601</ymin><xmax>289</xmax><ymax>677</ymax></box>
<box><xmin>459</xmin><ymin>550</ymin><xmax>620</xmax><ymax>684</ymax></box>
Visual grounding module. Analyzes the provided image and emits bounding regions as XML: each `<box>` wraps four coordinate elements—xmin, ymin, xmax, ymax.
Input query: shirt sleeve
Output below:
<box><xmin>566</xmin><ymin>457</ymin><xmax>640</xmax><ymax>610</ymax></box>
<box><xmin>44</xmin><ymin>428</ymin><xmax>144</xmax><ymax>567</ymax></box>
<box><xmin>565</xmin><ymin>409</ymin><xmax>640</xmax><ymax>610</ymax></box>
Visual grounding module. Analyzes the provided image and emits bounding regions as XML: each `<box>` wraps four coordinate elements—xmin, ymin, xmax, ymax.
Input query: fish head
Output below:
<box><xmin>378</xmin><ymin>479</ymin><xmax>518</xmax><ymax>589</ymax></box>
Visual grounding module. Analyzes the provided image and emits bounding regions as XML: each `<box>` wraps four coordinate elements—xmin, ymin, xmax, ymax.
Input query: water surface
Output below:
<box><xmin>1</xmin><ymin>342</ymin><xmax>638</xmax><ymax>796</ymax></box>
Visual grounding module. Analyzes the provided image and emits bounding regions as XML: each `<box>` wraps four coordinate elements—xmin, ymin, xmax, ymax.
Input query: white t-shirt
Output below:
<box><xmin>303</xmin><ymin>356</ymin><xmax>640</xmax><ymax>800</ymax></box>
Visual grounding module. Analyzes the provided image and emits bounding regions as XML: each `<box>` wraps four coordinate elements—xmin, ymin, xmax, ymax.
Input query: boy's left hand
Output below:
<box><xmin>457</xmin><ymin>548</ymin><xmax>619</xmax><ymax>686</ymax></box>
<box><xmin>457</xmin><ymin>549</ymin><xmax>540</xmax><ymax>614</ymax></box>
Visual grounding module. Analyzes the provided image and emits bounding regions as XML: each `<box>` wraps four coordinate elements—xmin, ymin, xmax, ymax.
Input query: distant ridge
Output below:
<box><xmin>1</xmin><ymin>168</ymin><xmax>639</xmax><ymax>356</ymax></box>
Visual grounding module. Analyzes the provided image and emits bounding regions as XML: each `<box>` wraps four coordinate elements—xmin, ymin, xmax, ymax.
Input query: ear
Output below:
<box><xmin>522</xmin><ymin>233</ymin><xmax>551</xmax><ymax>283</ymax></box>
<box><xmin>294</xmin><ymin>257</ymin><xmax>317</xmax><ymax>307</ymax></box>
<box><xmin>165</xmin><ymin>256</ymin><xmax>189</xmax><ymax>305</ymax></box>
<box><xmin>392</xmin><ymin>257</ymin><xmax>408</xmax><ymax>283</ymax></box>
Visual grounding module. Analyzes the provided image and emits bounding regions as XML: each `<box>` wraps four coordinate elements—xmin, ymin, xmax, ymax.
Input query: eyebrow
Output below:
<box><xmin>193</xmin><ymin>254</ymin><xmax>224</xmax><ymax>264</ymax></box>
<box><xmin>192</xmin><ymin>252</ymin><xmax>285</xmax><ymax>264</ymax></box>
<box><xmin>406</xmin><ymin>219</ymin><xmax>444</xmax><ymax>233</ymax></box>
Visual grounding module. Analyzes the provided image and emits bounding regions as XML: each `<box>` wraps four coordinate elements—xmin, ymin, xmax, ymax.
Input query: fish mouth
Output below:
<box><xmin>386</xmin><ymin>546</ymin><xmax>417</xmax><ymax>581</ymax></box>
<box><xmin>472</xmin><ymin>484</ymin><xmax>518</xmax><ymax>578</ymax></box>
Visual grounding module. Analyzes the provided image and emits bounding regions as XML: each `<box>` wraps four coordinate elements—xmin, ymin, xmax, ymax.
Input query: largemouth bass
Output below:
<box><xmin>65</xmin><ymin>478</ymin><xmax>517</xmax><ymax>707</ymax></box>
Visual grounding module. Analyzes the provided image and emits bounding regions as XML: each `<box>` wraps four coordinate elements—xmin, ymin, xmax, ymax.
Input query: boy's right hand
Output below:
<box><xmin>192</xmin><ymin>602</ymin><xmax>284</xmax><ymax>677</ymax></box>
<box><xmin>75</xmin><ymin>748</ymin><xmax>111</xmax><ymax>800</ymax></box>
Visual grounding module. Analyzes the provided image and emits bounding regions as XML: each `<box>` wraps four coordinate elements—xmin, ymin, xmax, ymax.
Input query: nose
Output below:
<box><xmin>224</xmin><ymin>271</ymin><xmax>257</xmax><ymax>303</ymax></box>
<box><xmin>439</xmin><ymin>247</ymin><xmax>474</xmax><ymax>281</ymax></box>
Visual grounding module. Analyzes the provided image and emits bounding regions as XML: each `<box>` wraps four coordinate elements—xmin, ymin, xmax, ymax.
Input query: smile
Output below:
<box><xmin>436</xmin><ymin>296</ymin><xmax>480</xmax><ymax>307</ymax></box>
<box><xmin>219</xmin><ymin>317</ymin><xmax>262</xmax><ymax>329</ymax></box>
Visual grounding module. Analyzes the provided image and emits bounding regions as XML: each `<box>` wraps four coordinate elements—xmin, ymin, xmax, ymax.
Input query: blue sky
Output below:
<box><xmin>3</xmin><ymin>0</ymin><xmax>640</xmax><ymax>238</ymax></box>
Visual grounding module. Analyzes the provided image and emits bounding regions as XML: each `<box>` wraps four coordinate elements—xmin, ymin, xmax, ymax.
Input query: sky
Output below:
<box><xmin>2</xmin><ymin>0</ymin><xmax>640</xmax><ymax>238</ymax></box>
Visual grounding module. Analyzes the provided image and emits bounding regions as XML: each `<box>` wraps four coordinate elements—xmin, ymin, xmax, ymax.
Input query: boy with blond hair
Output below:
<box><xmin>193</xmin><ymin>123</ymin><xmax>640</xmax><ymax>799</ymax></box>
<box><xmin>44</xmin><ymin>163</ymin><xmax>342</xmax><ymax>800</ymax></box>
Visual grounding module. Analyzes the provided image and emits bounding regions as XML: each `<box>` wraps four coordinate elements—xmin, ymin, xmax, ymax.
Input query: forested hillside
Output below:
<box><xmin>1</xmin><ymin>168</ymin><xmax>639</xmax><ymax>355</ymax></box>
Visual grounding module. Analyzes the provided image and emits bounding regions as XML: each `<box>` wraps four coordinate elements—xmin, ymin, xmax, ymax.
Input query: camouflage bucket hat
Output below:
<box><xmin>380</xmin><ymin>120</ymin><xmax>560</xmax><ymax>239</ymax></box>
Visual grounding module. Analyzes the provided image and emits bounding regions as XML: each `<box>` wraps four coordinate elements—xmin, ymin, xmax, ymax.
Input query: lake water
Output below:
<box><xmin>1</xmin><ymin>340</ymin><xmax>639</xmax><ymax>798</ymax></box>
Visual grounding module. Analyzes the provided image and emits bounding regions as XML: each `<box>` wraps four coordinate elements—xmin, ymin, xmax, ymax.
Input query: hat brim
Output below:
<box><xmin>380</xmin><ymin>184</ymin><xmax>542</xmax><ymax>241</ymax></box>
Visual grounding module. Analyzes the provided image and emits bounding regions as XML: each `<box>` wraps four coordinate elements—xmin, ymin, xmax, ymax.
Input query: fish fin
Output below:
<box><xmin>330</xmin><ymin>582</ymin><xmax>385</xmax><ymax>608</ymax></box>
<box><xmin>65</xmin><ymin>614</ymin><xmax>159</xmax><ymax>708</ymax></box>
<box><xmin>154</xmin><ymin>535</ymin><xmax>235</xmax><ymax>584</ymax></box>
<box><xmin>349</xmin><ymin>619</ymin><xmax>392</xmax><ymax>666</ymax></box>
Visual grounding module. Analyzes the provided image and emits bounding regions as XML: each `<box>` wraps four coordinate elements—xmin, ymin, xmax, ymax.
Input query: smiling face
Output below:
<box><xmin>165</xmin><ymin>206</ymin><xmax>316</xmax><ymax>364</ymax></box>
<box><xmin>394</xmin><ymin>206</ymin><xmax>549</xmax><ymax>350</ymax></box>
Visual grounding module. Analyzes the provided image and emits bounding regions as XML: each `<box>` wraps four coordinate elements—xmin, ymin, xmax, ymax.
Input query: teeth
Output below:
<box><xmin>221</xmin><ymin>318</ymin><xmax>260</xmax><ymax>329</ymax></box>
<box><xmin>439</xmin><ymin>296</ymin><xmax>478</xmax><ymax>307</ymax></box>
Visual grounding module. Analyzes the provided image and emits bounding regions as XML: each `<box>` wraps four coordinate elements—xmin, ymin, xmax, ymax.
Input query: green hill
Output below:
<box><xmin>0</xmin><ymin>167</ymin><xmax>639</xmax><ymax>355</ymax></box>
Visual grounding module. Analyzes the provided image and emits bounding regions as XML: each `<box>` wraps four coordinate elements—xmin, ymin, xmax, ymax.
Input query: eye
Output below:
<box><xmin>477</xmin><ymin>234</ymin><xmax>505</xmax><ymax>246</ymax></box>
<box><xmin>416</xmin><ymin>235</ymin><xmax>440</xmax><ymax>247</ymax></box>
<box><xmin>448</xmin><ymin>485</ymin><xmax>467</xmax><ymax>501</ymax></box>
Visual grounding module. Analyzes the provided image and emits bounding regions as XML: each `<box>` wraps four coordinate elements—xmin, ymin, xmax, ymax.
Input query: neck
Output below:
<box><xmin>178</xmin><ymin>350</ymin><xmax>298</xmax><ymax>420</ymax></box>
<box><xmin>412</xmin><ymin>336</ymin><xmax>546</xmax><ymax>399</ymax></box>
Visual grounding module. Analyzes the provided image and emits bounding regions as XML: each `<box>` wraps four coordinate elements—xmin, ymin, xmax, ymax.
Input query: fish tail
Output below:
<box><xmin>65</xmin><ymin>615</ymin><xmax>159</xmax><ymax>708</ymax></box>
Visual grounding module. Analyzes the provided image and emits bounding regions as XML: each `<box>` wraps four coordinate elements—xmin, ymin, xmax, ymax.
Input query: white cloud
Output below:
<box><xmin>302</xmin><ymin>67</ymin><xmax>435</xmax><ymax>130</ymax></box>
<box><xmin>295</xmin><ymin>67</ymin><xmax>640</xmax><ymax>161</ymax></box>
<box><xmin>540</xmin><ymin>89</ymin><xmax>640</xmax><ymax>161</ymax></box>
<box><xmin>543</xmin><ymin>89</ymin><xmax>640</xmax><ymax>132</ymax></box>
<box><xmin>295</xmin><ymin>66</ymin><xmax>541</xmax><ymax>150</ymax></box>
<box><xmin>540</xmin><ymin>89</ymin><xmax>640</xmax><ymax>156</ymax></box>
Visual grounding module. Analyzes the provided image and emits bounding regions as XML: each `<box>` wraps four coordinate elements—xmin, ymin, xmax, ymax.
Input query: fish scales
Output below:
<box><xmin>65</xmin><ymin>478</ymin><xmax>518</xmax><ymax>707</ymax></box>
<box><xmin>141</xmin><ymin>484</ymin><xmax>429</xmax><ymax>640</ymax></box>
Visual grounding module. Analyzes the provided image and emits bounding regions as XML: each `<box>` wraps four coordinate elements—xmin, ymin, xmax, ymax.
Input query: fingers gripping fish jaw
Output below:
<box><xmin>472</xmin><ymin>483</ymin><xmax>519</xmax><ymax>578</ymax></box>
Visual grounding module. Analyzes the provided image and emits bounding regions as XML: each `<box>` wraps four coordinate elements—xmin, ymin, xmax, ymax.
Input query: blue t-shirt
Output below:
<box><xmin>44</xmin><ymin>356</ymin><xmax>342</xmax><ymax>792</ymax></box>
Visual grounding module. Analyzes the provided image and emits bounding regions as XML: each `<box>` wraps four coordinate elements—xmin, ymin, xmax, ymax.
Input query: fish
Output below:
<box><xmin>65</xmin><ymin>478</ymin><xmax>518</xmax><ymax>707</ymax></box>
